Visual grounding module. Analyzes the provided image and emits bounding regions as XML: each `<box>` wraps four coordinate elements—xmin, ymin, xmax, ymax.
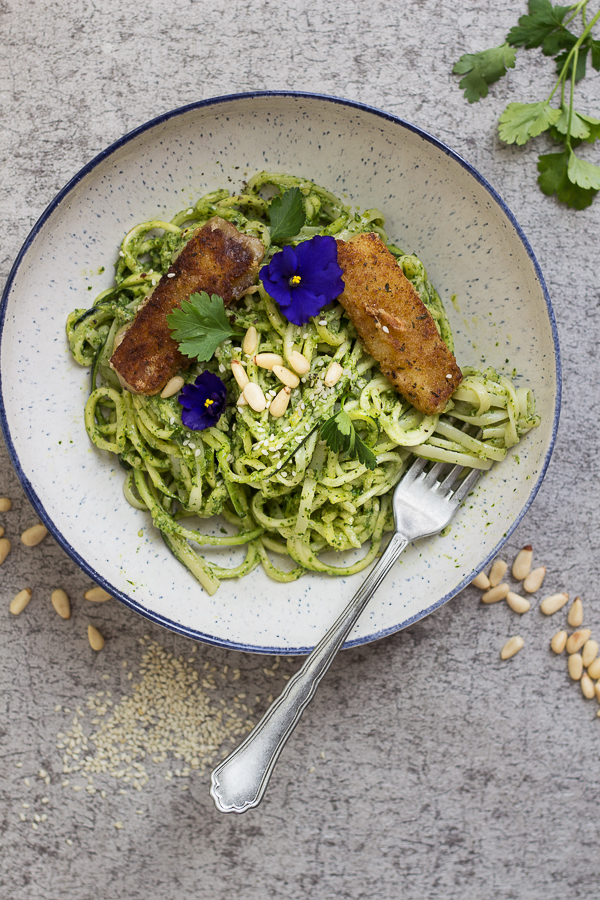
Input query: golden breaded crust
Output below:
<box><xmin>110</xmin><ymin>217</ymin><xmax>264</xmax><ymax>395</ymax></box>
<box><xmin>336</xmin><ymin>233</ymin><xmax>462</xmax><ymax>415</ymax></box>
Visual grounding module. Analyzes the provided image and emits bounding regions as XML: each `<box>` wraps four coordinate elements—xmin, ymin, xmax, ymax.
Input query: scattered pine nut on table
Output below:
<box><xmin>21</xmin><ymin>523</ymin><xmax>48</xmax><ymax>546</ymax></box>
<box><xmin>9</xmin><ymin>588</ymin><xmax>32</xmax><ymax>615</ymax></box>
<box><xmin>523</xmin><ymin>566</ymin><xmax>546</xmax><ymax>593</ymax></box>
<box><xmin>567</xmin><ymin>597</ymin><xmax>583</xmax><ymax>628</ymax></box>
<box><xmin>0</xmin><ymin>537</ymin><xmax>11</xmax><ymax>566</ymax></box>
<box><xmin>501</xmin><ymin>636</ymin><xmax>524</xmax><ymax>660</ymax></box>
<box><xmin>87</xmin><ymin>625</ymin><xmax>105</xmax><ymax>651</ymax></box>
<box><xmin>84</xmin><ymin>587</ymin><xmax>112</xmax><ymax>602</ymax></box>
<box><xmin>488</xmin><ymin>559</ymin><xmax>508</xmax><ymax>587</ymax></box>
<box><xmin>512</xmin><ymin>545</ymin><xmax>533</xmax><ymax>581</ymax></box>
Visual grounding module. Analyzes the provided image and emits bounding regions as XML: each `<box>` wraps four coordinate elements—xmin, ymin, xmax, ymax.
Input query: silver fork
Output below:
<box><xmin>210</xmin><ymin>454</ymin><xmax>482</xmax><ymax>813</ymax></box>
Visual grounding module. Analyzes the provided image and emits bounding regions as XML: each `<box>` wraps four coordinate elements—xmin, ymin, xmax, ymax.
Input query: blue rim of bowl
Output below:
<box><xmin>0</xmin><ymin>90</ymin><xmax>562</xmax><ymax>655</ymax></box>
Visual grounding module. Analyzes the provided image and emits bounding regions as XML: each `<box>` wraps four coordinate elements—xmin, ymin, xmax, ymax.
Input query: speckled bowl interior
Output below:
<box><xmin>0</xmin><ymin>92</ymin><xmax>560</xmax><ymax>653</ymax></box>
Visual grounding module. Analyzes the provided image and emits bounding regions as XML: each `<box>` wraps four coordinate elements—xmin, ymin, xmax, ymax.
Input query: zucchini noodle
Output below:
<box><xmin>67</xmin><ymin>173</ymin><xmax>540</xmax><ymax>595</ymax></box>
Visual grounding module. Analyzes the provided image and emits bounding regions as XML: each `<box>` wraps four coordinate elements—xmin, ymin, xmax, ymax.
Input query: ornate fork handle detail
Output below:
<box><xmin>210</xmin><ymin>531</ymin><xmax>408</xmax><ymax>814</ymax></box>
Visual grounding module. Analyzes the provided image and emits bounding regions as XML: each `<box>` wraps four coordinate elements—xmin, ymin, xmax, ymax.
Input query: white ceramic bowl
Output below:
<box><xmin>0</xmin><ymin>92</ymin><xmax>560</xmax><ymax>654</ymax></box>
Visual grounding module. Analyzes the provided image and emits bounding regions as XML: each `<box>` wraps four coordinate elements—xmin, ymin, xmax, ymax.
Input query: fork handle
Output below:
<box><xmin>210</xmin><ymin>531</ymin><xmax>408</xmax><ymax>813</ymax></box>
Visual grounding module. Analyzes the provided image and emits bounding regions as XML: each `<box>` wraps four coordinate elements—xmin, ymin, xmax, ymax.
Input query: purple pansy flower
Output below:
<box><xmin>260</xmin><ymin>235</ymin><xmax>344</xmax><ymax>326</ymax></box>
<box><xmin>178</xmin><ymin>371</ymin><xmax>227</xmax><ymax>431</ymax></box>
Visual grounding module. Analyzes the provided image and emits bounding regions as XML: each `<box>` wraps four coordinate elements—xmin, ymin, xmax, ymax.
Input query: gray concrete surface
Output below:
<box><xmin>1</xmin><ymin>1</ymin><xmax>599</xmax><ymax>898</ymax></box>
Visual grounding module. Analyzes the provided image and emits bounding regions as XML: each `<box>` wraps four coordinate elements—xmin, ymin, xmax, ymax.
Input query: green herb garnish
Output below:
<box><xmin>268</xmin><ymin>187</ymin><xmax>306</xmax><ymax>242</ymax></box>
<box><xmin>452</xmin><ymin>0</ymin><xmax>600</xmax><ymax>209</ymax></box>
<box><xmin>166</xmin><ymin>292</ymin><xmax>239</xmax><ymax>362</ymax></box>
<box><xmin>320</xmin><ymin>409</ymin><xmax>377</xmax><ymax>470</ymax></box>
<box><xmin>452</xmin><ymin>44</ymin><xmax>516</xmax><ymax>103</ymax></box>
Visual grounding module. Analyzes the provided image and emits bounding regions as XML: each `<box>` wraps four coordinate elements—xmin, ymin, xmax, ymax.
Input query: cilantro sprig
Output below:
<box><xmin>453</xmin><ymin>0</ymin><xmax>600</xmax><ymax>209</ymax></box>
<box><xmin>268</xmin><ymin>187</ymin><xmax>306</xmax><ymax>242</ymax></box>
<box><xmin>166</xmin><ymin>292</ymin><xmax>240</xmax><ymax>361</ymax></box>
<box><xmin>320</xmin><ymin>408</ymin><xmax>377</xmax><ymax>470</ymax></box>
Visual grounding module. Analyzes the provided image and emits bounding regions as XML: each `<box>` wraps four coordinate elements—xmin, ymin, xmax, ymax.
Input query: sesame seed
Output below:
<box><xmin>382</xmin><ymin>325</ymin><xmax>389</xmax><ymax>333</ymax></box>
<box><xmin>167</xmin><ymin>273</ymin><xmax>176</xmax><ymax>278</ymax></box>
<box><xmin>319</xmin><ymin>320</ymin><xmax>327</xmax><ymax>325</ymax></box>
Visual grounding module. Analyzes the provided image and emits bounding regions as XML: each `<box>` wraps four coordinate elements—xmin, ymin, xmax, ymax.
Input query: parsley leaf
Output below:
<box><xmin>507</xmin><ymin>0</ymin><xmax>573</xmax><ymax>54</ymax></box>
<box><xmin>268</xmin><ymin>187</ymin><xmax>306</xmax><ymax>242</ymax></box>
<box><xmin>166</xmin><ymin>292</ymin><xmax>238</xmax><ymax>362</ymax></box>
<box><xmin>537</xmin><ymin>150</ymin><xmax>599</xmax><ymax>209</ymax></box>
<box><xmin>452</xmin><ymin>44</ymin><xmax>516</xmax><ymax>103</ymax></box>
<box><xmin>498</xmin><ymin>100</ymin><xmax>561</xmax><ymax>145</ymax></box>
<box><xmin>320</xmin><ymin>409</ymin><xmax>377</xmax><ymax>470</ymax></box>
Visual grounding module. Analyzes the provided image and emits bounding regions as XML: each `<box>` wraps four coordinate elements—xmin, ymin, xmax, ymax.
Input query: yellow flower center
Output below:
<box><xmin>204</xmin><ymin>398</ymin><xmax>214</xmax><ymax>408</ymax></box>
<box><xmin>289</xmin><ymin>275</ymin><xmax>302</xmax><ymax>285</ymax></box>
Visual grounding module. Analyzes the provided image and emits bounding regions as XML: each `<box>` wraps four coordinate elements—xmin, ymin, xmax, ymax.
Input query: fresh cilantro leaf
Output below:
<box><xmin>567</xmin><ymin>150</ymin><xmax>600</xmax><ymax>190</ymax></box>
<box><xmin>554</xmin><ymin>40</ymin><xmax>589</xmax><ymax>82</ymax></box>
<box><xmin>498</xmin><ymin>100</ymin><xmax>561</xmax><ymax>145</ymax></box>
<box><xmin>320</xmin><ymin>409</ymin><xmax>354</xmax><ymax>455</ymax></box>
<box><xmin>537</xmin><ymin>150</ymin><xmax>599</xmax><ymax>209</ymax></box>
<box><xmin>553</xmin><ymin>106</ymin><xmax>600</xmax><ymax>141</ymax></box>
<box><xmin>353</xmin><ymin>435</ymin><xmax>378</xmax><ymax>470</ymax></box>
<box><xmin>166</xmin><ymin>292</ymin><xmax>238</xmax><ymax>362</ymax></box>
<box><xmin>591</xmin><ymin>38</ymin><xmax>600</xmax><ymax>71</ymax></box>
<box><xmin>269</xmin><ymin>187</ymin><xmax>306</xmax><ymax>242</ymax></box>
<box><xmin>507</xmin><ymin>0</ymin><xmax>574</xmax><ymax>54</ymax></box>
<box><xmin>453</xmin><ymin>44</ymin><xmax>516</xmax><ymax>103</ymax></box>
<box><xmin>320</xmin><ymin>410</ymin><xmax>377</xmax><ymax>470</ymax></box>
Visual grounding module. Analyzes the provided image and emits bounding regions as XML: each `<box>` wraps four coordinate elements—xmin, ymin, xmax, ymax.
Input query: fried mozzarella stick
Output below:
<box><xmin>110</xmin><ymin>217</ymin><xmax>264</xmax><ymax>395</ymax></box>
<box><xmin>336</xmin><ymin>233</ymin><xmax>462</xmax><ymax>415</ymax></box>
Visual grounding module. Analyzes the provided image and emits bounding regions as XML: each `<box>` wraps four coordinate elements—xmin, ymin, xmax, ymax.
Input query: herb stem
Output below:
<box><xmin>548</xmin><ymin>6</ymin><xmax>600</xmax><ymax>103</ymax></box>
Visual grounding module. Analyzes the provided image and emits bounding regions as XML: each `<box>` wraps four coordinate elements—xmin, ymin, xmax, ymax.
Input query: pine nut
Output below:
<box><xmin>539</xmin><ymin>592</ymin><xmax>569</xmax><ymax>615</ymax></box>
<box><xmin>512</xmin><ymin>544</ymin><xmax>533</xmax><ymax>581</ymax></box>
<box><xmin>506</xmin><ymin>591</ymin><xmax>530</xmax><ymax>614</ymax></box>
<box><xmin>0</xmin><ymin>526</ymin><xmax>4</xmax><ymax>538</ymax></box>
<box><xmin>272</xmin><ymin>365</ymin><xmax>300</xmax><ymax>389</ymax></box>
<box><xmin>568</xmin><ymin>653</ymin><xmax>583</xmax><ymax>681</ymax></box>
<box><xmin>88</xmin><ymin>625</ymin><xmax>105</xmax><ymax>651</ymax></box>
<box><xmin>160</xmin><ymin>375</ymin><xmax>185</xmax><ymax>398</ymax></box>
<box><xmin>500</xmin><ymin>636</ymin><xmax>524</xmax><ymax>660</ymax></box>
<box><xmin>587</xmin><ymin>657</ymin><xmax>600</xmax><ymax>680</ymax></box>
<box><xmin>0</xmin><ymin>497</ymin><xmax>12</xmax><ymax>511</ymax></box>
<box><xmin>566</xmin><ymin>629</ymin><xmax>592</xmax><ymax>654</ymax></box>
<box><xmin>269</xmin><ymin>387</ymin><xmax>291</xmax><ymax>419</ymax></box>
<box><xmin>523</xmin><ymin>566</ymin><xmax>546</xmax><ymax>593</ymax></box>
<box><xmin>580</xmin><ymin>672</ymin><xmax>595</xmax><ymax>699</ymax></box>
<box><xmin>243</xmin><ymin>382</ymin><xmax>267</xmax><ymax>412</ymax></box>
<box><xmin>236</xmin><ymin>393</ymin><xmax>248</xmax><ymax>407</ymax></box>
<box><xmin>481</xmin><ymin>583</ymin><xmax>509</xmax><ymax>604</ymax></box>
<box><xmin>84</xmin><ymin>587</ymin><xmax>112</xmax><ymax>602</ymax></box>
<box><xmin>550</xmin><ymin>631</ymin><xmax>568</xmax><ymax>654</ymax></box>
<box><xmin>324</xmin><ymin>361</ymin><xmax>344</xmax><ymax>387</ymax></box>
<box><xmin>288</xmin><ymin>350</ymin><xmax>310</xmax><ymax>375</ymax></box>
<box><xmin>0</xmin><ymin>537</ymin><xmax>10</xmax><ymax>565</ymax></box>
<box><xmin>51</xmin><ymin>589</ymin><xmax>71</xmax><ymax>620</ymax></box>
<box><xmin>489</xmin><ymin>559</ymin><xmax>508</xmax><ymax>587</ymax></box>
<box><xmin>567</xmin><ymin>596</ymin><xmax>583</xmax><ymax>628</ymax></box>
<box><xmin>231</xmin><ymin>360</ymin><xmax>250</xmax><ymax>389</ymax></box>
<box><xmin>254</xmin><ymin>353</ymin><xmax>283</xmax><ymax>370</ymax></box>
<box><xmin>595</xmin><ymin>683</ymin><xmax>600</xmax><ymax>703</ymax></box>
<box><xmin>21</xmin><ymin>523</ymin><xmax>48</xmax><ymax>547</ymax></box>
<box><xmin>582</xmin><ymin>639</ymin><xmax>598</xmax><ymax>669</ymax></box>
<box><xmin>471</xmin><ymin>572</ymin><xmax>490</xmax><ymax>590</ymax></box>
<box><xmin>10</xmin><ymin>588</ymin><xmax>32</xmax><ymax>616</ymax></box>
<box><xmin>242</xmin><ymin>326</ymin><xmax>258</xmax><ymax>356</ymax></box>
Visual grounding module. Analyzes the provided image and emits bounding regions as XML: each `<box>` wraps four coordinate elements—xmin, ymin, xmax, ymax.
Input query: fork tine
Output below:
<box><xmin>422</xmin><ymin>461</ymin><xmax>445</xmax><ymax>487</ymax></box>
<box><xmin>401</xmin><ymin>456</ymin><xmax>427</xmax><ymax>485</ymax></box>
<box><xmin>439</xmin><ymin>463</ymin><xmax>464</xmax><ymax>492</ymax></box>
<box><xmin>452</xmin><ymin>466</ymin><xmax>482</xmax><ymax>504</ymax></box>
